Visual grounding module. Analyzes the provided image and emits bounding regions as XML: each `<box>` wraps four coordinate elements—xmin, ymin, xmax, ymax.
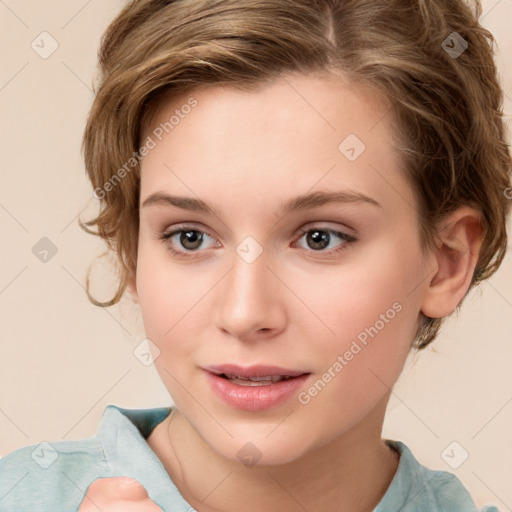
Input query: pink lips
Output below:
<box><xmin>203</xmin><ymin>364</ymin><xmax>310</xmax><ymax>412</ymax></box>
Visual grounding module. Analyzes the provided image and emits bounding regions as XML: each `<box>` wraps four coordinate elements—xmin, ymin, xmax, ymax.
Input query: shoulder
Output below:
<box><xmin>376</xmin><ymin>440</ymin><xmax>501</xmax><ymax>512</ymax></box>
<box><xmin>0</xmin><ymin>404</ymin><xmax>173</xmax><ymax>511</ymax></box>
<box><xmin>425</xmin><ymin>474</ymin><xmax>502</xmax><ymax>512</ymax></box>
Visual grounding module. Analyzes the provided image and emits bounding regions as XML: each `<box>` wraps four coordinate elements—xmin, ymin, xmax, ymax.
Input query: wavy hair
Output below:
<box><xmin>81</xmin><ymin>0</ymin><xmax>511</xmax><ymax>349</ymax></box>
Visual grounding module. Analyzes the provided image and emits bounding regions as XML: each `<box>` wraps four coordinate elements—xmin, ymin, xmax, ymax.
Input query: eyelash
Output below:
<box><xmin>158</xmin><ymin>224</ymin><xmax>357</xmax><ymax>260</ymax></box>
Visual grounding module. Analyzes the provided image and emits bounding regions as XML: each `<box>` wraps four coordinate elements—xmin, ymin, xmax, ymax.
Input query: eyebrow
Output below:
<box><xmin>141</xmin><ymin>189</ymin><xmax>381</xmax><ymax>215</ymax></box>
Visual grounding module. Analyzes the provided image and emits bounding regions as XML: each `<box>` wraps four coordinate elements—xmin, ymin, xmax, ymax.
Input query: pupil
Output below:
<box><xmin>181</xmin><ymin>230</ymin><xmax>203</xmax><ymax>250</ymax></box>
<box><xmin>307</xmin><ymin>230</ymin><xmax>329</xmax><ymax>250</ymax></box>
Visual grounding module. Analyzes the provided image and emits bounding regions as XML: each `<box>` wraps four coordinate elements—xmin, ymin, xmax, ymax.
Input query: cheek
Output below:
<box><xmin>135</xmin><ymin>251</ymin><xmax>203</xmax><ymax>402</ymax></box>
<box><xmin>135</xmin><ymin>249</ymin><xmax>172</xmax><ymax>338</ymax></box>
<box><xmin>291</xmin><ymin>237</ymin><xmax>423</xmax><ymax>402</ymax></box>
<box><xmin>136</xmin><ymin>240</ymin><xmax>198</xmax><ymax>333</ymax></box>
<box><xmin>296</xmin><ymin>237</ymin><xmax>422</xmax><ymax>343</ymax></box>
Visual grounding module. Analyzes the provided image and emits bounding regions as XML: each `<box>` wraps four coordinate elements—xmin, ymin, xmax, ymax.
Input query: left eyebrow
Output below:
<box><xmin>140</xmin><ymin>189</ymin><xmax>381</xmax><ymax>215</ymax></box>
<box><xmin>280</xmin><ymin>190</ymin><xmax>381</xmax><ymax>215</ymax></box>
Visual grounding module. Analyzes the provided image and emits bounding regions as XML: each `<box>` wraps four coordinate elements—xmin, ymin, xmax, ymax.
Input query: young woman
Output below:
<box><xmin>1</xmin><ymin>1</ymin><xmax>510</xmax><ymax>510</ymax></box>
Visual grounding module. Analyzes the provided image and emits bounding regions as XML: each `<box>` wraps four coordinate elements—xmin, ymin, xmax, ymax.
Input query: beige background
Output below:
<box><xmin>1</xmin><ymin>0</ymin><xmax>511</xmax><ymax>509</ymax></box>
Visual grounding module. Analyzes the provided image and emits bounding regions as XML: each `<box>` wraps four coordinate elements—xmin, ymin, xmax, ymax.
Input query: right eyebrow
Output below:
<box><xmin>141</xmin><ymin>192</ymin><xmax>216</xmax><ymax>215</ymax></box>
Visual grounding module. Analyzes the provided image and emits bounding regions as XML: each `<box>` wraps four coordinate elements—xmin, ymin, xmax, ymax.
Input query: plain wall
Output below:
<box><xmin>1</xmin><ymin>0</ymin><xmax>511</xmax><ymax>509</ymax></box>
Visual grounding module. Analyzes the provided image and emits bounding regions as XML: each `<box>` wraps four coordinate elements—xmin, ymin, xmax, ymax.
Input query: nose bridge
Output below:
<box><xmin>224</xmin><ymin>247</ymin><xmax>272</xmax><ymax>313</ymax></box>
<box><xmin>214</xmin><ymin>243</ymin><xmax>285</xmax><ymax>339</ymax></box>
<box><xmin>236</xmin><ymin>245</ymin><xmax>271</xmax><ymax>294</ymax></box>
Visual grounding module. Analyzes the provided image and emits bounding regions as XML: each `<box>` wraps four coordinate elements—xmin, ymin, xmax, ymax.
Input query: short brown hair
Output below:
<box><xmin>81</xmin><ymin>0</ymin><xmax>511</xmax><ymax>349</ymax></box>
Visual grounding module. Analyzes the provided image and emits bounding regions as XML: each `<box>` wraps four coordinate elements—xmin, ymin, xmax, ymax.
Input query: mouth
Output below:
<box><xmin>203</xmin><ymin>364</ymin><xmax>311</xmax><ymax>411</ymax></box>
<box><xmin>205</xmin><ymin>364</ymin><xmax>308</xmax><ymax>383</ymax></box>
<box><xmin>214</xmin><ymin>373</ymin><xmax>298</xmax><ymax>386</ymax></box>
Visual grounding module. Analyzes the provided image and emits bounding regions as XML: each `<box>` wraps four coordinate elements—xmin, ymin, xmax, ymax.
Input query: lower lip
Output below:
<box><xmin>205</xmin><ymin>371</ymin><xmax>310</xmax><ymax>412</ymax></box>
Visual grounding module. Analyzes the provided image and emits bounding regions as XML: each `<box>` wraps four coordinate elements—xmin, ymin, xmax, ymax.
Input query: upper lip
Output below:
<box><xmin>204</xmin><ymin>364</ymin><xmax>308</xmax><ymax>378</ymax></box>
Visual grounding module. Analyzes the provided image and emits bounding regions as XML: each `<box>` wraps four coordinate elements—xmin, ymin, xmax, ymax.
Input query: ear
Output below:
<box><xmin>421</xmin><ymin>206</ymin><xmax>484</xmax><ymax>318</ymax></box>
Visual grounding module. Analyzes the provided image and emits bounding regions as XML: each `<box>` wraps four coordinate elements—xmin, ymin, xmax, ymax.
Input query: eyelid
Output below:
<box><xmin>295</xmin><ymin>222</ymin><xmax>356</xmax><ymax>238</ymax></box>
<box><xmin>161</xmin><ymin>222</ymin><xmax>218</xmax><ymax>241</ymax></box>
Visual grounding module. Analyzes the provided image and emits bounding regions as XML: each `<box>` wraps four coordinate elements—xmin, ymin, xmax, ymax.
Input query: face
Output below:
<box><xmin>135</xmin><ymin>72</ymin><xmax>433</xmax><ymax>465</ymax></box>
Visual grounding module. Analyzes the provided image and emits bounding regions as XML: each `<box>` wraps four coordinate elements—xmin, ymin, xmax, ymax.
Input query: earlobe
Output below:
<box><xmin>420</xmin><ymin>206</ymin><xmax>484</xmax><ymax>319</ymax></box>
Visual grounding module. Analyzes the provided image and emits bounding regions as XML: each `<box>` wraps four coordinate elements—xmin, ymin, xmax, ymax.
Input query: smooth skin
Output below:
<box><xmin>80</xmin><ymin>71</ymin><xmax>483</xmax><ymax>511</ymax></box>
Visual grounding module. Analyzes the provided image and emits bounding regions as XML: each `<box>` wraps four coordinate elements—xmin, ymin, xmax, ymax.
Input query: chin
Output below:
<box><xmin>230</xmin><ymin>439</ymin><xmax>310</xmax><ymax>468</ymax></box>
<box><xmin>201</xmin><ymin>421</ymin><xmax>318</xmax><ymax>468</ymax></box>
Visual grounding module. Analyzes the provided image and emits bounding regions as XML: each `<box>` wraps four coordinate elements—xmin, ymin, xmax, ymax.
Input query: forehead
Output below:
<box><xmin>139</xmin><ymin>72</ymin><xmax>415</xmax><ymax>215</ymax></box>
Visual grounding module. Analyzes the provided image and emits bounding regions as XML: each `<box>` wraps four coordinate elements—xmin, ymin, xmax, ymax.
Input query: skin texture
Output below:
<box><xmin>81</xmin><ymin>71</ymin><xmax>483</xmax><ymax>511</ymax></box>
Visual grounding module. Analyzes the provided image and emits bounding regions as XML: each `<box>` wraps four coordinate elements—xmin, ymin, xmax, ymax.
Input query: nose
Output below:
<box><xmin>213</xmin><ymin>248</ymin><xmax>287</xmax><ymax>342</ymax></box>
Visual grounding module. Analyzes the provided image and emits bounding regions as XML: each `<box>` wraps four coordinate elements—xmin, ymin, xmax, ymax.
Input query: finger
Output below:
<box><xmin>79</xmin><ymin>498</ymin><xmax>162</xmax><ymax>512</ymax></box>
<box><xmin>108</xmin><ymin>477</ymin><xmax>150</xmax><ymax>500</ymax></box>
<box><xmin>78</xmin><ymin>477</ymin><xmax>152</xmax><ymax>511</ymax></box>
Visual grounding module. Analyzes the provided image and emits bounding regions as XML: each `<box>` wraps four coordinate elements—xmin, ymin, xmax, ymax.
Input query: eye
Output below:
<box><xmin>294</xmin><ymin>227</ymin><xmax>356</xmax><ymax>254</ymax></box>
<box><xmin>158</xmin><ymin>224</ymin><xmax>356</xmax><ymax>259</ymax></box>
<box><xmin>159</xmin><ymin>225</ymin><xmax>219</xmax><ymax>255</ymax></box>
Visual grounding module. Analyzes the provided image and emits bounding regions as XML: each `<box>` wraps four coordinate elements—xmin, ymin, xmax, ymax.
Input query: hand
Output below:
<box><xmin>78</xmin><ymin>476</ymin><xmax>162</xmax><ymax>511</ymax></box>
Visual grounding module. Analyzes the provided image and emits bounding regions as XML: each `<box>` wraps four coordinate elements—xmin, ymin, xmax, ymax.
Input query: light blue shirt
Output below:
<box><xmin>0</xmin><ymin>405</ymin><xmax>500</xmax><ymax>511</ymax></box>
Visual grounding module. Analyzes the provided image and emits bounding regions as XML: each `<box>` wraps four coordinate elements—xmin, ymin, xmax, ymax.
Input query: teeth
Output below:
<box><xmin>222</xmin><ymin>373</ymin><xmax>293</xmax><ymax>386</ymax></box>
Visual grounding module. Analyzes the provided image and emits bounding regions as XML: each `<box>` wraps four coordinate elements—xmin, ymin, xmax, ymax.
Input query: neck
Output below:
<box><xmin>148</xmin><ymin>398</ymin><xmax>399</xmax><ymax>512</ymax></box>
